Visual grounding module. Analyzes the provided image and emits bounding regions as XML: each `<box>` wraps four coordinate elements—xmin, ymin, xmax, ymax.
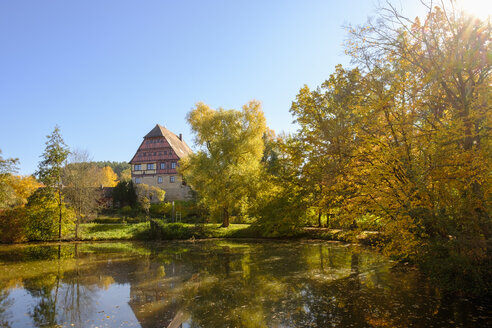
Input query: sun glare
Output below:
<box><xmin>455</xmin><ymin>0</ymin><xmax>491</xmax><ymax>21</ymax></box>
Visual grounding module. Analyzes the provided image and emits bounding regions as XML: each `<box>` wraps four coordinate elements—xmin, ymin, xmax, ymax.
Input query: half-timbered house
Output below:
<box><xmin>130</xmin><ymin>124</ymin><xmax>193</xmax><ymax>201</ymax></box>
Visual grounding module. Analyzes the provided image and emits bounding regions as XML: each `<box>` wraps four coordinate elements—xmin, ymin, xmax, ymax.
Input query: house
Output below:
<box><xmin>130</xmin><ymin>124</ymin><xmax>193</xmax><ymax>201</ymax></box>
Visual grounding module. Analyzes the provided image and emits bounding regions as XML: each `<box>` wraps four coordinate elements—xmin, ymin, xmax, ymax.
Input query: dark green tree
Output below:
<box><xmin>112</xmin><ymin>180</ymin><xmax>137</xmax><ymax>208</ymax></box>
<box><xmin>35</xmin><ymin>126</ymin><xmax>70</xmax><ymax>241</ymax></box>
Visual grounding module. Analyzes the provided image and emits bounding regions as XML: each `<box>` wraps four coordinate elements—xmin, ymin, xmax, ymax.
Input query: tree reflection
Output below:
<box><xmin>0</xmin><ymin>241</ymin><xmax>489</xmax><ymax>327</ymax></box>
<box><xmin>0</xmin><ymin>284</ymin><xmax>13</xmax><ymax>328</ymax></box>
<box><xmin>24</xmin><ymin>274</ymin><xmax>58</xmax><ymax>328</ymax></box>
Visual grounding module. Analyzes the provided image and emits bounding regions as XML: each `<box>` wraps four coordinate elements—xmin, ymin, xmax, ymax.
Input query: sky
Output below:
<box><xmin>0</xmin><ymin>0</ymin><xmax>428</xmax><ymax>175</ymax></box>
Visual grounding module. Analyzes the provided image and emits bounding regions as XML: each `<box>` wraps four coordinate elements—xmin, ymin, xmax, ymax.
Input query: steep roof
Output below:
<box><xmin>144</xmin><ymin>124</ymin><xmax>193</xmax><ymax>158</ymax></box>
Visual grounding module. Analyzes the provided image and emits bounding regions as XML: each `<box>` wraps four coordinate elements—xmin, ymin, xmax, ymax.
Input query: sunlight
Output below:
<box><xmin>455</xmin><ymin>0</ymin><xmax>491</xmax><ymax>21</ymax></box>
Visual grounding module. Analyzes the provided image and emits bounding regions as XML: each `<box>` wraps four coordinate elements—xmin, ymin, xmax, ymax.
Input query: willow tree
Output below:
<box><xmin>180</xmin><ymin>101</ymin><xmax>267</xmax><ymax>227</ymax></box>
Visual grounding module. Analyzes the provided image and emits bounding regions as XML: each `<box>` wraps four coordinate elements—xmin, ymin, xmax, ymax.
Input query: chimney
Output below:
<box><xmin>179</xmin><ymin>133</ymin><xmax>182</xmax><ymax>141</ymax></box>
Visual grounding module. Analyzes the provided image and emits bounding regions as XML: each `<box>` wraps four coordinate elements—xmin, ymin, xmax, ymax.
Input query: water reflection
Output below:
<box><xmin>0</xmin><ymin>241</ymin><xmax>489</xmax><ymax>327</ymax></box>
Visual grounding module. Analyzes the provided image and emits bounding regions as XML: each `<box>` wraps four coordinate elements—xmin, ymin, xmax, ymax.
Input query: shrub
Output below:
<box><xmin>149</xmin><ymin>203</ymin><xmax>172</xmax><ymax>217</ymax></box>
<box><xmin>120</xmin><ymin>205</ymin><xmax>133</xmax><ymax>216</ymax></box>
<box><xmin>24</xmin><ymin>188</ymin><xmax>74</xmax><ymax>241</ymax></box>
<box><xmin>0</xmin><ymin>207</ymin><xmax>28</xmax><ymax>243</ymax></box>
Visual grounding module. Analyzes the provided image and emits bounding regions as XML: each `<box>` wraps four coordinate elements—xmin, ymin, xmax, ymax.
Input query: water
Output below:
<box><xmin>0</xmin><ymin>240</ymin><xmax>489</xmax><ymax>328</ymax></box>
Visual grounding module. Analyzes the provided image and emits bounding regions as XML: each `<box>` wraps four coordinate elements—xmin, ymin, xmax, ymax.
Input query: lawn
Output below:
<box><xmin>78</xmin><ymin>222</ymin><xmax>255</xmax><ymax>241</ymax></box>
<box><xmin>79</xmin><ymin>222</ymin><xmax>151</xmax><ymax>240</ymax></box>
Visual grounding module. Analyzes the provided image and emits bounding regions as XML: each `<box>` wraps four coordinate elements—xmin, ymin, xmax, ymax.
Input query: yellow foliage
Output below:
<box><xmin>101</xmin><ymin>166</ymin><xmax>118</xmax><ymax>187</ymax></box>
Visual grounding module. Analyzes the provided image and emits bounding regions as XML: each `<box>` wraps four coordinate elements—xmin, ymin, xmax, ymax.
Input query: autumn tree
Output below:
<box><xmin>100</xmin><ymin>166</ymin><xmax>118</xmax><ymax>187</ymax></box>
<box><xmin>180</xmin><ymin>101</ymin><xmax>267</xmax><ymax>227</ymax></box>
<box><xmin>35</xmin><ymin>126</ymin><xmax>70</xmax><ymax>241</ymax></box>
<box><xmin>290</xmin><ymin>66</ymin><xmax>363</xmax><ymax>227</ymax></box>
<box><xmin>0</xmin><ymin>152</ymin><xmax>41</xmax><ymax>242</ymax></box>
<box><xmin>254</xmin><ymin>133</ymin><xmax>310</xmax><ymax>236</ymax></box>
<box><xmin>62</xmin><ymin>150</ymin><xmax>102</xmax><ymax>239</ymax></box>
<box><xmin>0</xmin><ymin>149</ymin><xmax>19</xmax><ymax>209</ymax></box>
<box><xmin>338</xmin><ymin>2</ymin><xmax>491</xmax><ymax>291</ymax></box>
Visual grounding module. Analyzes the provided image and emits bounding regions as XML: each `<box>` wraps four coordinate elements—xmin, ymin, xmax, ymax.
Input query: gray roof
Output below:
<box><xmin>144</xmin><ymin>124</ymin><xmax>193</xmax><ymax>158</ymax></box>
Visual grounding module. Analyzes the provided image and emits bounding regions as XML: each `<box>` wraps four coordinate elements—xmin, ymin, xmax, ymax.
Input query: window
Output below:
<box><xmin>170</xmin><ymin>176</ymin><xmax>175</xmax><ymax>183</ymax></box>
<box><xmin>171</xmin><ymin>162</ymin><xmax>176</xmax><ymax>169</ymax></box>
<box><xmin>147</xmin><ymin>163</ymin><xmax>154</xmax><ymax>170</ymax></box>
<box><xmin>153</xmin><ymin>152</ymin><xmax>156</xmax><ymax>156</ymax></box>
<box><xmin>160</xmin><ymin>163</ymin><xmax>166</xmax><ymax>169</ymax></box>
<box><xmin>134</xmin><ymin>164</ymin><xmax>142</xmax><ymax>171</ymax></box>
<box><xmin>164</xmin><ymin>151</ymin><xmax>167</xmax><ymax>155</ymax></box>
<box><xmin>158</xmin><ymin>176</ymin><xmax>163</xmax><ymax>184</ymax></box>
<box><xmin>135</xmin><ymin>177</ymin><xmax>142</xmax><ymax>184</ymax></box>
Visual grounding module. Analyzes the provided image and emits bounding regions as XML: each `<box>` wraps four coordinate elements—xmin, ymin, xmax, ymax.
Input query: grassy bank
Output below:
<box><xmin>78</xmin><ymin>222</ymin><xmax>256</xmax><ymax>241</ymax></box>
<box><xmin>79</xmin><ymin>222</ymin><xmax>151</xmax><ymax>240</ymax></box>
<box><xmin>77</xmin><ymin>220</ymin><xmax>380</xmax><ymax>244</ymax></box>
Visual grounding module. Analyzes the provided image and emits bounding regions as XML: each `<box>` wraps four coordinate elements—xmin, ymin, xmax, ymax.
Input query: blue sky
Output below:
<box><xmin>0</xmin><ymin>0</ymin><xmax>423</xmax><ymax>174</ymax></box>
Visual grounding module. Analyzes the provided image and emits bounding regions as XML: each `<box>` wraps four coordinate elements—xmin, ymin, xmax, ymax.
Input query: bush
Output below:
<box><xmin>254</xmin><ymin>188</ymin><xmax>307</xmax><ymax>237</ymax></box>
<box><xmin>24</xmin><ymin>188</ymin><xmax>74</xmax><ymax>241</ymax></box>
<box><xmin>149</xmin><ymin>203</ymin><xmax>172</xmax><ymax>217</ymax></box>
<box><xmin>0</xmin><ymin>207</ymin><xmax>28</xmax><ymax>243</ymax></box>
<box><xmin>151</xmin><ymin>221</ymin><xmax>195</xmax><ymax>239</ymax></box>
<box><xmin>120</xmin><ymin>205</ymin><xmax>133</xmax><ymax>216</ymax></box>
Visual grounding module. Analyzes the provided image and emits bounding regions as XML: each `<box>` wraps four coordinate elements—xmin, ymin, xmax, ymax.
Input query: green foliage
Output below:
<box><xmin>149</xmin><ymin>221</ymin><xmax>257</xmax><ymax>239</ymax></box>
<box><xmin>35</xmin><ymin>126</ymin><xmax>70</xmax><ymax>189</ymax></box>
<box><xmin>135</xmin><ymin>183</ymin><xmax>165</xmax><ymax>215</ymax></box>
<box><xmin>254</xmin><ymin>187</ymin><xmax>307</xmax><ymax>237</ymax></box>
<box><xmin>79</xmin><ymin>222</ymin><xmax>151</xmax><ymax>240</ymax></box>
<box><xmin>24</xmin><ymin>188</ymin><xmax>74</xmax><ymax>241</ymax></box>
<box><xmin>149</xmin><ymin>202</ymin><xmax>172</xmax><ymax>217</ymax></box>
<box><xmin>180</xmin><ymin>100</ymin><xmax>267</xmax><ymax>227</ymax></box>
<box><xmin>112</xmin><ymin>180</ymin><xmax>137</xmax><ymax>208</ymax></box>
<box><xmin>35</xmin><ymin>126</ymin><xmax>70</xmax><ymax>240</ymax></box>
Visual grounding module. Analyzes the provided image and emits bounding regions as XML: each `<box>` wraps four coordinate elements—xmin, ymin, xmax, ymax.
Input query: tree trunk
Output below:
<box><xmin>58</xmin><ymin>187</ymin><xmax>62</xmax><ymax>241</ymax></box>
<box><xmin>75</xmin><ymin>215</ymin><xmax>80</xmax><ymax>240</ymax></box>
<box><xmin>221</xmin><ymin>207</ymin><xmax>230</xmax><ymax>228</ymax></box>
<box><xmin>318</xmin><ymin>210</ymin><xmax>322</xmax><ymax>228</ymax></box>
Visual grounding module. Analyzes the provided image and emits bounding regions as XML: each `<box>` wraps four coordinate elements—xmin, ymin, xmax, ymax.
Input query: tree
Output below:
<box><xmin>180</xmin><ymin>101</ymin><xmax>267</xmax><ymax>227</ymax></box>
<box><xmin>100</xmin><ymin>166</ymin><xmax>118</xmax><ymax>187</ymax></box>
<box><xmin>0</xmin><ymin>149</ymin><xmax>19</xmax><ymax>209</ymax></box>
<box><xmin>335</xmin><ymin>2</ymin><xmax>491</xmax><ymax>291</ymax></box>
<box><xmin>113</xmin><ymin>180</ymin><xmax>138</xmax><ymax>208</ymax></box>
<box><xmin>93</xmin><ymin>161</ymin><xmax>131</xmax><ymax>180</ymax></box>
<box><xmin>290</xmin><ymin>66</ymin><xmax>363</xmax><ymax>227</ymax></box>
<box><xmin>62</xmin><ymin>150</ymin><xmax>103</xmax><ymax>239</ymax></box>
<box><xmin>35</xmin><ymin>126</ymin><xmax>70</xmax><ymax>241</ymax></box>
<box><xmin>135</xmin><ymin>183</ymin><xmax>165</xmax><ymax>216</ymax></box>
<box><xmin>119</xmin><ymin>168</ymin><xmax>131</xmax><ymax>181</ymax></box>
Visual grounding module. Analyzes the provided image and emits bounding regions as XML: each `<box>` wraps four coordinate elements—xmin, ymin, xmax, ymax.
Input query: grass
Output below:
<box><xmin>78</xmin><ymin>222</ymin><xmax>258</xmax><ymax>241</ymax></box>
<box><xmin>77</xmin><ymin>221</ymin><xmax>380</xmax><ymax>244</ymax></box>
<box><xmin>79</xmin><ymin>222</ymin><xmax>151</xmax><ymax>241</ymax></box>
<box><xmin>149</xmin><ymin>221</ymin><xmax>258</xmax><ymax>240</ymax></box>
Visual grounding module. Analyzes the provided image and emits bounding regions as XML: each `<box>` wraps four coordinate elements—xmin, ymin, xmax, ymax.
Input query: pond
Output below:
<box><xmin>0</xmin><ymin>240</ymin><xmax>489</xmax><ymax>328</ymax></box>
